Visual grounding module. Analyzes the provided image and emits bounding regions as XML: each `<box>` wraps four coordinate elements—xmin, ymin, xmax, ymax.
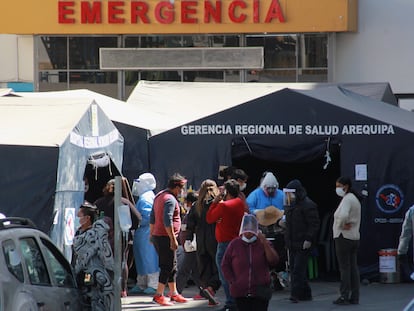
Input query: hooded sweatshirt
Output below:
<box><xmin>284</xmin><ymin>179</ymin><xmax>320</xmax><ymax>250</ymax></box>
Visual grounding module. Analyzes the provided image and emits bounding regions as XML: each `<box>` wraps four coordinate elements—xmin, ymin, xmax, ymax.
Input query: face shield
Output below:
<box><xmin>239</xmin><ymin>214</ymin><xmax>259</xmax><ymax>236</ymax></box>
<box><xmin>283</xmin><ymin>188</ymin><xmax>296</xmax><ymax>207</ymax></box>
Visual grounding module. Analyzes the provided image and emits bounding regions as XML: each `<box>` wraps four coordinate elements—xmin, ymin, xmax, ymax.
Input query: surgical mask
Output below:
<box><xmin>78</xmin><ymin>215</ymin><xmax>88</xmax><ymax>226</ymax></box>
<box><xmin>336</xmin><ymin>187</ymin><xmax>346</xmax><ymax>197</ymax></box>
<box><xmin>242</xmin><ymin>235</ymin><xmax>257</xmax><ymax>243</ymax></box>
<box><xmin>240</xmin><ymin>182</ymin><xmax>247</xmax><ymax>192</ymax></box>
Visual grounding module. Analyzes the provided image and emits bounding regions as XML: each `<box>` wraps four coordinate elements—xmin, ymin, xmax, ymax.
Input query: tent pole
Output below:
<box><xmin>114</xmin><ymin>176</ymin><xmax>122</xmax><ymax>311</ymax></box>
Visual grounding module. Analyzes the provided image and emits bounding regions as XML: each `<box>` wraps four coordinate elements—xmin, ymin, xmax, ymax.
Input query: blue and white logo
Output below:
<box><xmin>375</xmin><ymin>184</ymin><xmax>404</xmax><ymax>214</ymax></box>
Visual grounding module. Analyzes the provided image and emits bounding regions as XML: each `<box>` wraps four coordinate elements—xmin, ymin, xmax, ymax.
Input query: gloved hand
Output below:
<box><xmin>184</xmin><ymin>240</ymin><xmax>196</xmax><ymax>252</ymax></box>
<box><xmin>277</xmin><ymin>216</ymin><xmax>286</xmax><ymax>229</ymax></box>
<box><xmin>303</xmin><ymin>240</ymin><xmax>312</xmax><ymax>250</ymax></box>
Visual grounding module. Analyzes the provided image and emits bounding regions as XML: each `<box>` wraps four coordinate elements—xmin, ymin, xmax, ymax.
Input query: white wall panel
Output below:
<box><xmin>17</xmin><ymin>36</ymin><xmax>34</xmax><ymax>82</ymax></box>
<box><xmin>0</xmin><ymin>35</ymin><xmax>18</xmax><ymax>81</ymax></box>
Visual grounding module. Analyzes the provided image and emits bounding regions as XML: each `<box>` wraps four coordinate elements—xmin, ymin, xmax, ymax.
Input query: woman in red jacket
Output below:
<box><xmin>221</xmin><ymin>214</ymin><xmax>279</xmax><ymax>311</ymax></box>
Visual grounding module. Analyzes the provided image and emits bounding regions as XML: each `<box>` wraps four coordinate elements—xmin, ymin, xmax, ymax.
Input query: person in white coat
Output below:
<box><xmin>397</xmin><ymin>204</ymin><xmax>414</xmax><ymax>282</ymax></box>
<box><xmin>332</xmin><ymin>176</ymin><xmax>361</xmax><ymax>305</ymax></box>
<box><xmin>130</xmin><ymin>173</ymin><xmax>160</xmax><ymax>295</ymax></box>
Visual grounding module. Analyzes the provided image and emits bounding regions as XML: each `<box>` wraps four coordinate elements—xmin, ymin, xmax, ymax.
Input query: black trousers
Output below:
<box><xmin>152</xmin><ymin>235</ymin><xmax>177</xmax><ymax>284</ymax></box>
<box><xmin>334</xmin><ymin>234</ymin><xmax>360</xmax><ymax>302</ymax></box>
<box><xmin>289</xmin><ymin>248</ymin><xmax>312</xmax><ymax>300</ymax></box>
<box><xmin>235</xmin><ymin>296</ymin><xmax>269</xmax><ymax>311</ymax></box>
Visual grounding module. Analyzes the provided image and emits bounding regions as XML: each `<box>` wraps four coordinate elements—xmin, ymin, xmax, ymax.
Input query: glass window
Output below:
<box><xmin>36</xmin><ymin>33</ymin><xmax>328</xmax><ymax>98</ymax></box>
<box><xmin>38</xmin><ymin>37</ymin><xmax>67</xmax><ymax>70</ymax></box>
<box><xmin>3</xmin><ymin>239</ymin><xmax>24</xmax><ymax>282</ymax></box>
<box><xmin>298</xmin><ymin>34</ymin><xmax>328</xmax><ymax>68</ymax></box>
<box><xmin>247</xmin><ymin>35</ymin><xmax>297</xmax><ymax>69</ymax></box>
<box><xmin>20</xmin><ymin>238</ymin><xmax>50</xmax><ymax>286</ymax></box>
<box><xmin>298</xmin><ymin>69</ymin><xmax>328</xmax><ymax>82</ymax></box>
<box><xmin>40</xmin><ymin>238</ymin><xmax>76</xmax><ymax>288</ymax></box>
<box><xmin>38</xmin><ymin>36</ymin><xmax>119</xmax><ymax>96</ymax></box>
<box><xmin>69</xmin><ymin>37</ymin><xmax>118</xmax><ymax>70</ymax></box>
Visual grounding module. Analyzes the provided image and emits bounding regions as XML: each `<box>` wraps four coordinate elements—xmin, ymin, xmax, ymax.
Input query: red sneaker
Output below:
<box><xmin>153</xmin><ymin>294</ymin><xmax>174</xmax><ymax>306</ymax></box>
<box><xmin>193</xmin><ymin>293</ymin><xmax>206</xmax><ymax>300</ymax></box>
<box><xmin>202</xmin><ymin>288</ymin><xmax>219</xmax><ymax>306</ymax></box>
<box><xmin>170</xmin><ymin>293</ymin><xmax>189</xmax><ymax>303</ymax></box>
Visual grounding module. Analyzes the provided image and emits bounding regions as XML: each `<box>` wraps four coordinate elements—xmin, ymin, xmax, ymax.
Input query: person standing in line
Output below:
<box><xmin>176</xmin><ymin>191</ymin><xmax>203</xmax><ymax>296</ymax></box>
<box><xmin>72</xmin><ymin>202</ymin><xmax>114</xmax><ymax>311</ymax></box>
<box><xmin>246</xmin><ymin>171</ymin><xmax>284</xmax><ymax>214</ymax></box>
<box><xmin>283</xmin><ymin>179</ymin><xmax>320</xmax><ymax>303</ymax></box>
<box><xmin>186</xmin><ymin>179</ymin><xmax>221</xmax><ymax>306</ymax></box>
<box><xmin>150</xmin><ymin>173</ymin><xmax>189</xmax><ymax>306</ymax></box>
<box><xmin>221</xmin><ymin>214</ymin><xmax>279</xmax><ymax>311</ymax></box>
<box><xmin>231</xmin><ymin>169</ymin><xmax>249</xmax><ymax>213</ymax></box>
<box><xmin>332</xmin><ymin>176</ymin><xmax>361</xmax><ymax>305</ymax></box>
<box><xmin>397</xmin><ymin>204</ymin><xmax>414</xmax><ymax>282</ymax></box>
<box><xmin>130</xmin><ymin>173</ymin><xmax>159</xmax><ymax>295</ymax></box>
<box><xmin>94</xmin><ymin>179</ymin><xmax>142</xmax><ymax>298</ymax></box>
<box><xmin>206</xmin><ymin>179</ymin><xmax>246</xmax><ymax>311</ymax></box>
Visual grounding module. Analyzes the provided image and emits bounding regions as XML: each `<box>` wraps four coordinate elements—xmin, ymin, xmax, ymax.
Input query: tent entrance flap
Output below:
<box><xmin>84</xmin><ymin>156</ymin><xmax>121</xmax><ymax>204</ymax></box>
<box><xmin>232</xmin><ymin>141</ymin><xmax>341</xmax><ymax>279</ymax></box>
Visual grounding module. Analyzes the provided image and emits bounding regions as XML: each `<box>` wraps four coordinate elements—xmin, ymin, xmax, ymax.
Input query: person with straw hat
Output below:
<box><xmin>256</xmin><ymin>206</ymin><xmax>287</xmax><ymax>291</ymax></box>
<box><xmin>256</xmin><ymin>206</ymin><xmax>284</xmax><ymax>228</ymax></box>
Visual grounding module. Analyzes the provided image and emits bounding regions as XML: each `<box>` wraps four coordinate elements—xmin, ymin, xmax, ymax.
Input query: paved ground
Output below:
<box><xmin>122</xmin><ymin>280</ymin><xmax>414</xmax><ymax>311</ymax></box>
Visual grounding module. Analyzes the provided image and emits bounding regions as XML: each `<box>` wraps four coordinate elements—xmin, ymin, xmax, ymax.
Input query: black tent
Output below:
<box><xmin>148</xmin><ymin>86</ymin><xmax>414</xmax><ymax>278</ymax></box>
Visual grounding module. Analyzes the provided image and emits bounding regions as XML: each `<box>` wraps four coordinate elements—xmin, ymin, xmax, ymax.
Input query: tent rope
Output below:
<box><xmin>242</xmin><ymin>136</ymin><xmax>253</xmax><ymax>155</ymax></box>
<box><xmin>323</xmin><ymin>137</ymin><xmax>332</xmax><ymax>170</ymax></box>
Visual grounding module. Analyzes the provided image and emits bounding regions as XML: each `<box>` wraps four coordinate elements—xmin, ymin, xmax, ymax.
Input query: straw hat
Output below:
<box><xmin>255</xmin><ymin>206</ymin><xmax>284</xmax><ymax>226</ymax></box>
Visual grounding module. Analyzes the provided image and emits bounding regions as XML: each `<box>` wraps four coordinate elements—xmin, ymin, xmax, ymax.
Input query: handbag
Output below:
<box><xmin>255</xmin><ymin>284</ymin><xmax>273</xmax><ymax>300</ymax></box>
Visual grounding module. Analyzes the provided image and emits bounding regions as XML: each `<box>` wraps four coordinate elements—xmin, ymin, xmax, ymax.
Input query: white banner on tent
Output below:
<box><xmin>180</xmin><ymin>124</ymin><xmax>395</xmax><ymax>136</ymax></box>
<box><xmin>70</xmin><ymin>129</ymin><xmax>119</xmax><ymax>148</ymax></box>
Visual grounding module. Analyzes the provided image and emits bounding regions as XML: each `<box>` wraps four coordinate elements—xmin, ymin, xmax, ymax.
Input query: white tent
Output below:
<box><xmin>0</xmin><ymin>97</ymin><xmax>124</xmax><ymax>257</ymax></box>
<box><xmin>126</xmin><ymin>80</ymin><xmax>397</xmax><ymax>136</ymax></box>
<box><xmin>8</xmin><ymin>89</ymin><xmax>150</xmax><ymax>182</ymax></box>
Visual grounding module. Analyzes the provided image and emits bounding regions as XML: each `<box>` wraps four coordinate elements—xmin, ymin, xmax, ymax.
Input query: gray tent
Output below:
<box><xmin>0</xmin><ymin>97</ymin><xmax>124</xmax><ymax>257</ymax></box>
<box><xmin>6</xmin><ymin>89</ymin><xmax>150</xmax><ymax>184</ymax></box>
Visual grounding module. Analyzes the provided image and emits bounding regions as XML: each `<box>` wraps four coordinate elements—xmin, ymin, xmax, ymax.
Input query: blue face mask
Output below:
<box><xmin>242</xmin><ymin>235</ymin><xmax>257</xmax><ymax>243</ymax></box>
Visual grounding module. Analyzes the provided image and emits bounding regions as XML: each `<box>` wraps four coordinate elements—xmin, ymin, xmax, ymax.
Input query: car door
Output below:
<box><xmin>19</xmin><ymin>236</ymin><xmax>81</xmax><ymax>311</ymax></box>
<box><xmin>19</xmin><ymin>237</ymin><xmax>56</xmax><ymax>310</ymax></box>
<box><xmin>39</xmin><ymin>237</ymin><xmax>82</xmax><ymax>311</ymax></box>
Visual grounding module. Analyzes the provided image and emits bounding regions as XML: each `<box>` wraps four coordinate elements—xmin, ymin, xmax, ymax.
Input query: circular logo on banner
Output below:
<box><xmin>376</xmin><ymin>184</ymin><xmax>404</xmax><ymax>214</ymax></box>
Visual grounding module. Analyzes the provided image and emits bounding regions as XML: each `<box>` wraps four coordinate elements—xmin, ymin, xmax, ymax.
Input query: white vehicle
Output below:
<box><xmin>0</xmin><ymin>217</ymin><xmax>82</xmax><ymax>311</ymax></box>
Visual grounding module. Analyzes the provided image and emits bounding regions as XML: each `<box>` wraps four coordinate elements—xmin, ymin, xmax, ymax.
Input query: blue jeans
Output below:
<box><xmin>216</xmin><ymin>241</ymin><xmax>234</xmax><ymax>306</ymax></box>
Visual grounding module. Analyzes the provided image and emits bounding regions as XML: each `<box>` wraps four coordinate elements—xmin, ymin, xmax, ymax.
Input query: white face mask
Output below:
<box><xmin>241</xmin><ymin>235</ymin><xmax>257</xmax><ymax>243</ymax></box>
<box><xmin>240</xmin><ymin>182</ymin><xmax>247</xmax><ymax>192</ymax></box>
<box><xmin>336</xmin><ymin>187</ymin><xmax>346</xmax><ymax>197</ymax></box>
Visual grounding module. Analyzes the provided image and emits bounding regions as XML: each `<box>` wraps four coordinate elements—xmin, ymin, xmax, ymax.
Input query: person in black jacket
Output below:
<box><xmin>283</xmin><ymin>179</ymin><xmax>320</xmax><ymax>303</ymax></box>
<box><xmin>186</xmin><ymin>179</ymin><xmax>221</xmax><ymax>306</ymax></box>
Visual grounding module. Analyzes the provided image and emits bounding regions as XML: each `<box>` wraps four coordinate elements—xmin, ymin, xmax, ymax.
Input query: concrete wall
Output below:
<box><xmin>335</xmin><ymin>0</ymin><xmax>414</xmax><ymax>95</ymax></box>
